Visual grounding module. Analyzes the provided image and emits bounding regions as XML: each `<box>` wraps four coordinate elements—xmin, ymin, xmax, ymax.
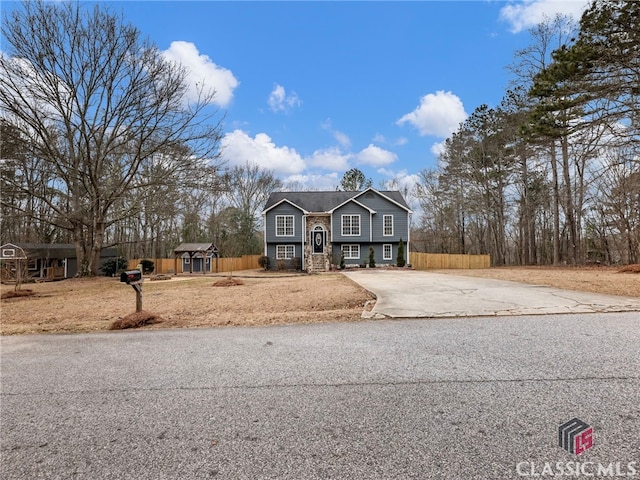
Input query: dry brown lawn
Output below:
<box><xmin>0</xmin><ymin>271</ymin><xmax>374</xmax><ymax>335</ymax></box>
<box><xmin>435</xmin><ymin>265</ymin><xmax>639</xmax><ymax>298</ymax></box>
<box><xmin>1</xmin><ymin>266</ymin><xmax>638</xmax><ymax>336</ymax></box>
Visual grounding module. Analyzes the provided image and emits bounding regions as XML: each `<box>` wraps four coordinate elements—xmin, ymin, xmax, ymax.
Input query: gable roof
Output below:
<box><xmin>327</xmin><ymin>197</ymin><xmax>376</xmax><ymax>214</ymax></box>
<box><xmin>263</xmin><ymin>189</ymin><xmax>410</xmax><ymax>214</ymax></box>
<box><xmin>174</xmin><ymin>243</ymin><xmax>218</xmax><ymax>254</ymax></box>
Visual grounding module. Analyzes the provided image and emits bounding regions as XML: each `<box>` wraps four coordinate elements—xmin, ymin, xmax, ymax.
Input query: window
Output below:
<box><xmin>276</xmin><ymin>215</ymin><xmax>294</xmax><ymax>236</ymax></box>
<box><xmin>383</xmin><ymin>215</ymin><xmax>393</xmax><ymax>236</ymax></box>
<box><xmin>383</xmin><ymin>244</ymin><xmax>392</xmax><ymax>260</ymax></box>
<box><xmin>341</xmin><ymin>244</ymin><xmax>360</xmax><ymax>260</ymax></box>
<box><xmin>341</xmin><ymin>215</ymin><xmax>360</xmax><ymax>236</ymax></box>
<box><xmin>276</xmin><ymin>245</ymin><xmax>295</xmax><ymax>259</ymax></box>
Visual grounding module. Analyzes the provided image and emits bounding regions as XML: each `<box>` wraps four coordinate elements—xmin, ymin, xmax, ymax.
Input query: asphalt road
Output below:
<box><xmin>1</xmin><ymin>313</ymin><xmax>639</xmax><ymax>479</ymax></box>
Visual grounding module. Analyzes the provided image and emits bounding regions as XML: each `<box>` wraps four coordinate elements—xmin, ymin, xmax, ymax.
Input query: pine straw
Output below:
<box><xmin>618</xmin><ymin>264</ymin><xmax>640</xmax><ymax>274</ymax></box>
<box><xmin>1</xmin><ymin>289</ymin><xmax>35</xmax><ymax>300</ymax></box>
<box><xmin>213</xmin><ymin>277</ymin><xmax>245</xmax><ymax>287</ymax></box>
<box><xmin>109</xmin><ymin>311</ymin><xmax>163</xmax><ymax>330</ymax></box>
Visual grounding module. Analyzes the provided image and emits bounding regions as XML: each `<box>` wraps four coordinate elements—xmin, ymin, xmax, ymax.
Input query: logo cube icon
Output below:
<box><xmin>559</xmin><ymin>418</ymin><xmax>593</xmax><ymax>455</ymax></box>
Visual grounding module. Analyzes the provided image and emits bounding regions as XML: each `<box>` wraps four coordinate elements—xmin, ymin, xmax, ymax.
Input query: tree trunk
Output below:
<box><xmin>560</xmin><ymin>136</ymin><xmax>577</xmax><ymax>265</ymax></box>
<box><xmin>550</xmin><ymin>142</ymin><xmax>561</xmax><ymax>265</ymax></box>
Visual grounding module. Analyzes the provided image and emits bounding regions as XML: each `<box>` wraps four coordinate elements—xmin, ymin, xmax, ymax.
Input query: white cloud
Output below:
<box><xmin>378</xmin><ymin>168</ymin><xmax>420</xmax><ymax>195</ymax></box>
<box><xmin>372</xmin><ymin>133</ymin><xmax>386</xmax><ymax>144</ymax></box>
<box><xmin>321</xmin><ymin>119</ymin><xmax>351</xmax><ymax>148</ymax></box>
<box><xmin>333</xmin><ymin>131</ymin><xmax>351</xmax><ymax>149</ymax></box>
<box><xmin>283</xmin><ymin>173</ymin><xmax>339</xmax><ymax>191</ymax></box>
<box><xmin>500</xmin><ymin>0</ymin><xmax>588</xmax><ymax>34</ymax></box>
<box><xmin>0</xmin><ymin>54</ymin><xmax>70</xmax><ymax>120</ymax></box>
<box><xmin>268</xmin><ymin>84</ymin><xmax>302</xmax><ymax>112</ymax></box>
<box><xmin>162</xmin><ymin>41</ymin><xmax>238</xmax><ymax>107</ymax></box>
<box><xmin>397</xmin><ymin>91</ymin><xmax>468</xmax><ymax>138</ymax></box>
<box><xmin>220</xmin><ymin>130</ymin><xmax>306</xmax><ymax>175</ymax></box>
<box><xmin>430</xmin><ymin>141</ymin><xmax>447</xmax><ymax>158</ymax></box>
<box><xmin>308</xmin><ymin>147</ymin><xmax>352</xmax><ymax>171</ymax></box>
<box><xmin>355</xmin><ymin>144</ymin><xmax>397</xmax><ymax>167</ymax></box>
<box><xmin>373</xmin><ymin>133</ymin><xmax>408</xmax><ymax>147</ymax></box>
<box><xmin>220</xmin><ymin>130</ymin><xmax>399</xmax><ymax>186</ymax></box>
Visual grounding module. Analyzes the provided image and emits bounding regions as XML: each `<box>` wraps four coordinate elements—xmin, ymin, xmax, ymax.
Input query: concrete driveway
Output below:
<box><xmin>343</xmin><ymin>269</ymin><xmax>640</xmax><ymax>318</ymax></box>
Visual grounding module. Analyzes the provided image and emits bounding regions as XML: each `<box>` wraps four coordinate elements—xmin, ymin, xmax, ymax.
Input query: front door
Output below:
<box><xmin>312</xmin><ymin>229</ymin><xmax>324</xmax><ymax>254</ymax></box>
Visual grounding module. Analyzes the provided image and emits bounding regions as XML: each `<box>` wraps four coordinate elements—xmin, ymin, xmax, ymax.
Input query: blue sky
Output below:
<box><xmin>5</xmin><ymin>0</ymin><xmax>590</xmax><ymax>191</ymax></box>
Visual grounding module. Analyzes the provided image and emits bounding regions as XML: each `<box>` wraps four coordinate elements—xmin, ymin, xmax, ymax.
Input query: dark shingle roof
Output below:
<box><xmin>173</xmin><ymin>243</ymin><xmax>218</xmax><ymax>254</ymax></box>
<box><xmin>263</xmin><ymin>189</ymin><xmax>409</xmax><ymax>213</ymax></box>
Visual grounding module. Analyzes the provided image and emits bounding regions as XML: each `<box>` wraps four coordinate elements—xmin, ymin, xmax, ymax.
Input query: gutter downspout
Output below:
<box><xmin>369</xmin><ymin>211</ymin><xmax>373</xmax><ymax>243</ymax></box>
<box><xmin>407</xmin><ymin>211</ymin><xmax>411</xmax><ymax>265</ymax></box>
<box><xmin>302</xmin><ymin>215</ymin><xmax>306</xmax><ymax>272</ymax></box>
<box><xmin>263</xmin><ymin>213</ymin><xmax>267</xmax><ymax>259</ymax></box>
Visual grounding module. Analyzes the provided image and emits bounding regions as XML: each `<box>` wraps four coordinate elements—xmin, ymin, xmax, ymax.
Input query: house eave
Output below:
<box><xmin>262</xmin><ymin>198</ymin><xmax>309</xmax><ymax>215</ymax></box>
<box><xmin>354</xmin><ymin>187</ymin><xmax>413</xmax><ymax>213</ymax></box>
<box><xmin>328</xmin><ymin>198</ymin><xmax>376</xmax><ymax>214</ymax></box>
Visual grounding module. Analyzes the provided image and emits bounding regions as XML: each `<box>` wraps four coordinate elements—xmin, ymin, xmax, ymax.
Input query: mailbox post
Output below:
<box><xmin>120</xmin><ymin>270</ymin><xmax>143</xmax><ymax>312</ymax></box>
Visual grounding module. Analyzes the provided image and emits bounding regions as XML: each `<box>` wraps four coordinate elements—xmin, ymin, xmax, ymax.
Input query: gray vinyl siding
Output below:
<box><xmin>332</xmin><ymin>243</ymin><xmax>405</xmax><ymax>266</ymax></box>
<box><xmin>331</xmin><ymin>203</ymin><xmax>371</xmax><ymax>243</ymax></box>
<box><xmin>265</xmin><ymin>243</ymin><xmax>302</xmax><ymax>270</ymax></box>
<box><xmin>356</xmin><ymin>192</ymin><xmax>409</xmax><ymax>243</ymax></box>
<box><xmin>266</xmin><ymin>244</ymin><xmax>301</xmax><ymax>258</ymax></box>
<box><xmin>264</xmin><ymin>203</ymin><xmax>304</xmax><ymax>243</ymax></box>
<box><xmin>370</xmin><ymin>210</ymin><xmax>409</xmax><ymax>242</ymax></box>
<box><xmin>332</xmin><ymin>244</ymin><xmax>362</xmax><ymax>266</ymax></box>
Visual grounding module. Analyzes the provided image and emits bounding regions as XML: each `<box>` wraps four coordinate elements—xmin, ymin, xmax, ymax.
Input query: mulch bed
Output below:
<box><xmin>1</xmin><ymin>289</ymin><xmax>35</xmax><ymax>300</ymax></box>
<box><xmin>109</xmin><ymin>311</ymin><xmax>163</xmax><ymax>330</ymax></box>
<box><xmin>213</xmin><ymin>277</ymin><xmax>245</xmax><ymax>287</ymax></box>
<box><xmin>618</xmin><ymin>264</ymin><xmax>640</xmax><ymax>274</ymax></box>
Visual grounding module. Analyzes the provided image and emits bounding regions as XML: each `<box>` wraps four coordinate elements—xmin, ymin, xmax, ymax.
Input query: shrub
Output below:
<box><xmin>368</xmin><ymin>246</ymin><xmax>376</xmax><ymax>268</ymax></box>
<box><xmin>258</xmin><ymin>255</ymin><xmax>270</xmax><ymax>270</ymax></box>
<box><xmin>397</xmin><ymin>238</ymin><xmax>406</xmax><ymax>267</ymax></box>
<box><xmin>277</xmin><ymin>259</ymin><xmax>286</xmax><ymax>271</ymax></box>
<box><xmin>340</xmin><ymin>250</ymin><xmax>345</xmax><ymax>270</ymax></box>
<box><xmin>100</xmin><ymin>258</ymin><xmax>128</xmax><ymax>276</ymax></box>
<box><xmin>140</xmin><ymin>259</ymin><xmax>154</xmax><ymax>274</ymax></box>
<box><xmin>292</xmin><ymin>256</ymin><xmax>301</xmax><ymax>271</ymax></box>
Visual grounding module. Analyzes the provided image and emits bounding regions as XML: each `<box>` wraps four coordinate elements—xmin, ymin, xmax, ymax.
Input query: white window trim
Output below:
<box><xmin>341</xmin><ymin>244</ymin><xmax>360</xmax><ymax>260</ymax></box>
<box><xmin>276</xmin><ymin>245</ymin><xmax>295</xmax><ymax>259</ymax></box>
<box><xmin>276</xmin><ymin>215</ymin><xmax>295</xmax><ymax>237</ymax></box>
<box><xmin>184</xmin><ymin>258</ymin><xmax>190</xmax><ymax>264</ymax></box>
<box><xmin>383</xmin><ymin>244</ymin><xmax>392</xmax><ymax>260</ymax></box>
<box><xmin>341</xmin><ymin>214</ymin><xmax>361</xmax><ymax>236</ymax></box>
<box><xmin>383</xmin><ymin>215</ymin><xmax>394</xmax><ymax>236</ymax></box>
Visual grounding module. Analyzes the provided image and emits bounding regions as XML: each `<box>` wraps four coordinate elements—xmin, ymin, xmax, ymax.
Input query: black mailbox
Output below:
<box><xmin>120</xmin><ymin>270</ymin><xmax>142</xmax><ymax>284</ymax></box>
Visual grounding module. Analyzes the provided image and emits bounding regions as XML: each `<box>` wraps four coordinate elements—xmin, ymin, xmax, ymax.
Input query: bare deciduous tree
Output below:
<box><xmin>0</xmin><ymin>1</ymin><xmax>224</xmax><ymax>275</ymax></box>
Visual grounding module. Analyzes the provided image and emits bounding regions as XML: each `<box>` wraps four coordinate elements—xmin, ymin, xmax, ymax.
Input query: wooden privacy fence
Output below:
<box><xmin>410</xmin><ymin>252</ymin><xmax>490</xmax><ymax>270</ymax></box>
<box><xmin>128</xmin><ymin>255</ymin><xmax>261</xmax><ymax>274</ymax></box>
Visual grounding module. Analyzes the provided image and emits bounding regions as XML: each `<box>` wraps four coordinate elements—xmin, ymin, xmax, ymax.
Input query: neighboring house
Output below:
<box><xmin>173</xmin><ymin>243</ymin><xmax>219</xmax><ymax>274</ymax></box>
<box><xmin>262</xmin><ymin>188</ymin><xmax>411</xmax><ymax>272</ymax></box>
<box><xmin>1</xmin><ymin>243</ymin><xmax>117</xmax><ymax>280</ymax></box>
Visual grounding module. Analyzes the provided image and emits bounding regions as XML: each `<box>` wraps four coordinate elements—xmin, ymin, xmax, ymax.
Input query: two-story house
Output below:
<box><xmin>262</xmin><ymin>188</ymin><xmax>411</xmax><ymax>272</ymax></box>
